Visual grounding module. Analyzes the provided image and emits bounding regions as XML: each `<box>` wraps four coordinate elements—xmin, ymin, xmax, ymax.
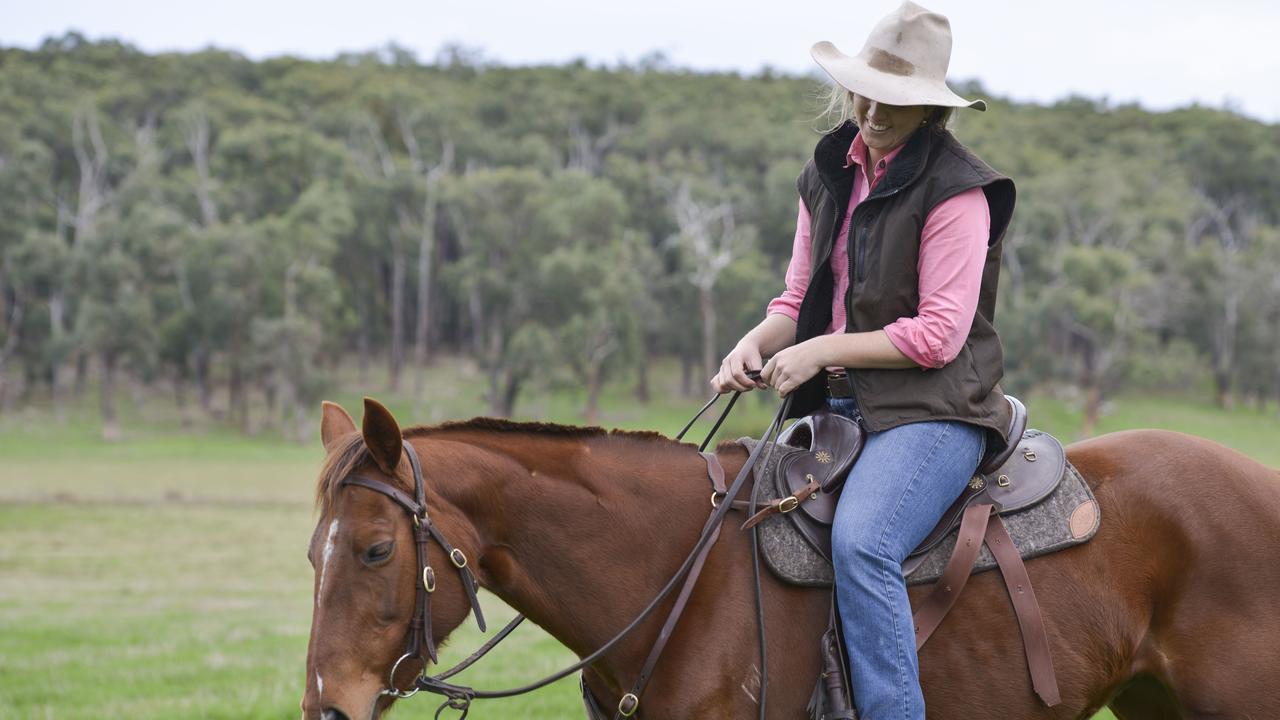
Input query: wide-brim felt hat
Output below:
<box><xmin>811</xmin><ymin>1</ymin><xmax>986</xmax><ymax>111</ymax></box>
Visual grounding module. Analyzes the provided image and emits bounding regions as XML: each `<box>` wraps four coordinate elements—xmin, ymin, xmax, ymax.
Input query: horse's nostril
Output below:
<box><xmin>321</xmin><ymin>709</ymin><xmax>351</xmax><ymax>720</ymax></box>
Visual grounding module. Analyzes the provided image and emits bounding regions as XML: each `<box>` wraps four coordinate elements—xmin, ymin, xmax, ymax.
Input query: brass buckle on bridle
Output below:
<box><xmin>617</xmin><ymin>692</ymin><xmax>640</xmax><ymax>717</ymax></box>
<box><xmin>450</xmin><ymin>548</ymin><xmax>468</xmax><ymax>569</ymax></box>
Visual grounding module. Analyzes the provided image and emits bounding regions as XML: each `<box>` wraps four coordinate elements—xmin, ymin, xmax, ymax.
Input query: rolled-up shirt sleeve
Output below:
<box><xmin>764</xmin><ymin>197</ymin><xmax>813</xmax><ymax>322</ymax></box>
<box><xmin>882</xmin><ymin>187</ymin><xmax>991</xmax><ymax>369</ymax></box>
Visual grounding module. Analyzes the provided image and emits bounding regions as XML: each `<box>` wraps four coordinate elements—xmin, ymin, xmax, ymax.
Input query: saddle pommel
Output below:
<box><xmin>741</xmin><ymin>410</ymin><xmax>865</xmax><ymax>532</ymax></box>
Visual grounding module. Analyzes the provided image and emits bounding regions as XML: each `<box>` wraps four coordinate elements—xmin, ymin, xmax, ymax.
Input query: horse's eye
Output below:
<box><xmin>363</xmin><ymin>541</ymin><xmax>394</xmax><ymax>567</ymax></box>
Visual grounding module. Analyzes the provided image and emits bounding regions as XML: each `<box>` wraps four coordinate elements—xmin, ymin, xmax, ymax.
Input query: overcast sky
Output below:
<box><xmin>5</xmin><ymin>0</ymin><xmax>1279</xmax><ymax>122</ymax></box>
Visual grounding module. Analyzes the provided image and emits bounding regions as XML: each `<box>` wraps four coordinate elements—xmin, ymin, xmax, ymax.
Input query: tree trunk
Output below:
<box><xmin>229</xmin><ymin>328</ymin><xmax>250</xmax><ymax>434</ymax></box>
<box><xmin>0</xmin><ymin>358</ymin><xmax>11</xmax><ymax>416</ymax></box>
<box><xmin>681</xmin><ymin>352</ymin><xmax>694</xmax><ymax>398</ymax></box>
<box><xmin>184</xmin><ymin>107</ymin><xmax>220</xmax><ymax>226</ymax></box>
<box><xmin>173</xmin><ymin>366</ymin><xmax>193</xmax><ymax>429</ymax></box>
<box><xmin>1214</xmin><ymin>372</ymin><xmax>1233</xmax><ymax>410</ymax></box>
<box><xmin>100</xmin><ymin>353</ymin><xmax>122</xmax><ymax>441</ymax></box>
<box><xmin>194</xmin><ymin>349</ymin><xmax>213</xmax><ymax>416</ymax></box>
<box><xmin>0</xmin><ymin>287</ymin><xmax>21</xmax><ymax>416</ymax></box>
<box><xmin>499</xmin><ymin>372</ymin><xmax>521</xmax><ymax>419</ymax></box>
<box><xmin>49</xmin><ymin>291</ymin><xmax>66</xmax><ymax>422</ymax></box>
<box><xmin>389</xmin><ymin>232</ymin><xmax>406</xmax><ymax>393</ymax></box>
<box><xmin>584</xmin><ymin>363</ymin><xmax>603</xmax><ymax>424</ymax></box>
<box><xmin>1212</xmin><ymin>292</ymin><xmax>1239</xmax><ymax>409</ymax></box>
<box><xmin>1081</xmin><ymin>384</ymin><xmax>1102</xmax><ymax>439</ymax></box>
<box><xmin>265</xmin><ymin>381</ymin><xmax>279</xmax><ymax>425</ymax></box>
<box><xmin>1077</xmin><ymin>336</ymin><xmax>1101</xmax><ymax>440</ymax></box>
<box><xmin>468</xmin><ymin>286</ymin><xmax>485</xmax><ymax>359</ymax></box>
<box><xmin>699</xmin><ymin>285</ymin><xmax>717</xmax><ymax>390</ymax></box>
<box><xmin>73</xmin><ymin>351</ymin><xmax>89</xmax><ymax>400</ymax></box>
<box><xmin>413</xmin><ymin>193</ymin><xmax>439</xmax><ymax>398</ymax></box>
<box><xmin>634</xmin><ymin>342</ymin><xmax>651</xmax><ymax>404</ymax></box>
<box><xmin>358</xmin><ymin>269</ymin><xmax>372</xmax><ymax>386</ymax></box>
<box><xmin>485</xmin><ymin>323</ymin><xmax>506</xmax><ymax>416</ymax></box>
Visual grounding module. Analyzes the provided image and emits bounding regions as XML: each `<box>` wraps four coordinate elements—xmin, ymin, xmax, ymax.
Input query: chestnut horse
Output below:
<box><xmin>302</xmin><ymin>398</ymin><xmax>1280</xmax><ymax>719</ymax></box>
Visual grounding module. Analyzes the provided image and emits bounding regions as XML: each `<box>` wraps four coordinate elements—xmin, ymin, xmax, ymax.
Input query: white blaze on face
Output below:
<box><xmin>315</xmin><ymin>671</ymin><xmax>324</xmax><ymax>696</ymax></box>
<box><xmin>316</xmin><ymin>519</ymin><xmax>340</xmax><ymax>607</ymax></box>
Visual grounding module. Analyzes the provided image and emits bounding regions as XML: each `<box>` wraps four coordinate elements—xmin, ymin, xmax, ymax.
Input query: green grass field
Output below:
<box><xmin>3</xmin><ymin>361</ymin><xmax>1277</xmax><ymax>718</ymax></box>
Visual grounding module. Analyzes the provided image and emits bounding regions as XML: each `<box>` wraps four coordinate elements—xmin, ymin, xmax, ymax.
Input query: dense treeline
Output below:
<box><xmin>1</xmin><ymin>34</ymin><xmax>1277</xmax><ymax>439</ymax></box>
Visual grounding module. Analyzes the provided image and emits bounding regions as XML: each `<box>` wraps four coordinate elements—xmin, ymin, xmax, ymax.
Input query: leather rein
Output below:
<box><xmin>336</xmin><ymin>384</ymin><xmax>790</xmax><ymax>719</ymax></box>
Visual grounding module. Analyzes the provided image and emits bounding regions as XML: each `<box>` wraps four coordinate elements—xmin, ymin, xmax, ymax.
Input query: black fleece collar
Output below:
<box><xmin>812</xmin><ymin>120</ymin><xmax>935</xmax><ymax>205</ymax></box>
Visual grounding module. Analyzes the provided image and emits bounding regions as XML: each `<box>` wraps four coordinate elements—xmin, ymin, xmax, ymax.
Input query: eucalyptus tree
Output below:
<box><xmin>0</xmin><ymin>118</ymin><xmax>52</xmax><ymax>411</ymax></box>
<box><xmin>528</xmin><ymin>171</ymin><xmax>646</xmax><ymax>421</ymax></box>
<box><xmin>443</xmin><ymin>167</ymin><xmax>546</xmax><ymax>415</ymax></box>
<box><xmin>74</xmin><ymin>122</ymin><xmax>174</xmax><ymax>439</ymax></box>
<box><xmin>212</xmin><ymin>118</ymin><xmax>349</xmax><ymax>428</ymax></box>
<box><xmin>665</xmin><ymin>175</ymin><xmax>758</xmax><ymax>386</ymax></box>
<box><xmin>249</xmin><ymin>180</ymin><xmax>352</xmax><ymax>439</ymax></box>
<box><xmin>1163</xmin><ymin>109</ymin><xmax>1280</xmax><ymax>408</ymax></box>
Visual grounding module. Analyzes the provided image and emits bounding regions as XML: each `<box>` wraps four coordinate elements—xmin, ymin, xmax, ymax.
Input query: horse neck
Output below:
<box><xmin>429</xmin><ymin>429</ymin><xmax>725</xmax><ymax>668</ymax></box>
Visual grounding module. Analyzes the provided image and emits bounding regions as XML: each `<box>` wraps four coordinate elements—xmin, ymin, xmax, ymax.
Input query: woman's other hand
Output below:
<box><xmin>711</xmin><ymin>342</ymin><xmax>768</xmax><ymax>394</ymax></box>
<box><xmin>761</xmin><ymin>339</ymin><xmax>826</xmax><ymax>398</ymax></box>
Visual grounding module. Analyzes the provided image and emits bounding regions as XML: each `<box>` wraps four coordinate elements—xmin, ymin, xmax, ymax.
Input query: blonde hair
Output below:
<box><xmin>814</xmin><ymin>83</ymin><xmax>953</xmax><ymax>134</ymax></box>
<box><xmin>815</xmin><ymin>85</ymin><xmax>858</xmax><ymax>133</ymax></box>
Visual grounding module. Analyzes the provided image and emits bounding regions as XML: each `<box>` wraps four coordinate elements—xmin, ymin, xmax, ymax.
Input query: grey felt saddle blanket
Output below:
<box><xmin>741</xmin><ymin>435</ymin><xmax>1101</xmax><ymax>587</ymax></box>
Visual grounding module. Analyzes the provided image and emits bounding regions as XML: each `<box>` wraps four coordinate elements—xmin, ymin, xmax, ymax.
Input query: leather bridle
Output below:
<box><xmin>338</xmin><ymin>439</ymin><xmax>488</xmax><ymax>699</ymax></box>
<box><xmin>331</xmin><ymin>385</ymin><xmax>790</xmax><ymax>719</ymax></box>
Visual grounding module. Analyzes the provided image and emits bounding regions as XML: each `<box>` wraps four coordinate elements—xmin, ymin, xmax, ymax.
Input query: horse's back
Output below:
<box><xmin>1068</xmin><ymin>427</ymin><xmax>1280</xmax><ymax>503</ymax></box>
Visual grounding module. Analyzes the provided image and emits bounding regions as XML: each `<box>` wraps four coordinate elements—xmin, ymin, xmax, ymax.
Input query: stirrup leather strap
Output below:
<box><xmin>912</xmin><ymin>504</ymin><xmax>1061</xmax><ymax>707</ymax></box>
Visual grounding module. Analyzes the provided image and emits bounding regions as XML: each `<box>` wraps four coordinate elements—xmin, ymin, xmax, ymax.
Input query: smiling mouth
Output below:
<box><xmin>866</xmin><ymin>121</ymin><xmax>890</xmax><ymax>132</ymax></box>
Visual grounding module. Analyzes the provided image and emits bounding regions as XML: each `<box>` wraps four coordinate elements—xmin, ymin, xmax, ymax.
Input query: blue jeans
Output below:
<box><xmin>826</xmin><ymin>396</ymin><xmax>985</xmax><ymax>720</ymax></box>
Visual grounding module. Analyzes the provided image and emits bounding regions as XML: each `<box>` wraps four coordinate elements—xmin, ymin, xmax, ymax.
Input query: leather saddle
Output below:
<box><xmin>747</xmin><ymin>396</ymin><xmax>1047</xmax><ymax>565</ymax></box>
<box><xmin>747</xmin><ymin>395</ymin><xmax>1067</xmax><ymax>712</ymax></box>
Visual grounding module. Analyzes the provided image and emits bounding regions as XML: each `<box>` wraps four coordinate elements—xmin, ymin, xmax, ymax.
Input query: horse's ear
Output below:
<box><xmin>320</xmin><ymin>401</ymin><xmax>357</xmax><ymax>452</ymax></box>
<box><xmin>362</xmin><ymin>397</ymin><xmax>403</xmax><ymax>475</ymax></box>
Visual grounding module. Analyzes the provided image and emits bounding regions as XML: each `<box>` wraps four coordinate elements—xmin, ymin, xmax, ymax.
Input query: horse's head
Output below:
<box><xmin>301</xmin><ymin>398</ymin><xmax>482</xmax><ymax>720</ymax></box>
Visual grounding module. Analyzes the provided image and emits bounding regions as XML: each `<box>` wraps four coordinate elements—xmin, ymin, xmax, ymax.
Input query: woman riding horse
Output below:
<box><xmin>302</xmin><ymin>3</ymin><xmax>1280</xmax><ymax>718</ymax></box>
<box><xmin>713</xmin><ymin>2</ymin><xmax>1015</xmax><ymax>717</ymax></box>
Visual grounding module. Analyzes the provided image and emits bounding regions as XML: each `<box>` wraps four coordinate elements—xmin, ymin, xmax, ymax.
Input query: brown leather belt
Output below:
<box><xmin>826</xmin><ymin>371</ymin><xmax>855</xmax><ymax>398</ymax></box>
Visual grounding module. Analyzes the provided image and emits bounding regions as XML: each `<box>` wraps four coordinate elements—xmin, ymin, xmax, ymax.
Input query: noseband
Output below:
<box><xmin>339</xmin><ymin>439</ymin><xmax>488</xmax><ymax>698</ymax></box>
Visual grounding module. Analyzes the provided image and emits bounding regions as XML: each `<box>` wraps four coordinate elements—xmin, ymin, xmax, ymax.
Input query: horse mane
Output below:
<box><xmin>315</xmin><ymin>417</ymin><xmax>691</xmax><ymax>512</ymax></box>
<box><xmin>404</xmin><ymin>416</ymin><xmax>676</xmax><ymax>445</ymax></box>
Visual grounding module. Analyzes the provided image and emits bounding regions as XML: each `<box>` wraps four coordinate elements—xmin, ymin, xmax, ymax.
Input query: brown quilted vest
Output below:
<box><xmin>790</xmin><ymin>120</ymin><xmax>1017</xmax><ymax>452</ymax></box>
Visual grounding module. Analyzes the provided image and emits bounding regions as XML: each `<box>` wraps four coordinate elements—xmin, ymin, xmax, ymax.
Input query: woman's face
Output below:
<box><xmin>852</xmin><ymin>94</ymin><xmax>929</xmax><ymax>154</ymax></box>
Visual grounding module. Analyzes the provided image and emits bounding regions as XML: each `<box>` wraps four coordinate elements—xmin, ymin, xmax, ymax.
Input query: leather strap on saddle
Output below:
<box><xmin>912</xmin><ymin>502</ymin><xmax>1061</xmax><ymax>707</ymax></box>
<box><xmin>736</xmin><ymin>410</ymin><xmax>864</xmax><ymax>531</ymax></box>
<box><xmin>983</xmin><ymin>513</ymin><xmax>1060</xmax><ymax>706</ymax></box>
<box><xmin>911</xmin><ymin>503</ymin><xmax>994</xmax><ymax>648</ymax></box>
<box><xmin>740</xmin><ymin>476</ymin><xmax>821</xmax><ymax>530</ymax></box>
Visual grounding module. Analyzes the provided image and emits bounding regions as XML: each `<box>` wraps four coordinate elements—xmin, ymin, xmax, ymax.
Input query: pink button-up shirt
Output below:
<box><xmin>766</xmin><ymin>133</ymin><xmax>991</xmax><ymax>369</ymax></box>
